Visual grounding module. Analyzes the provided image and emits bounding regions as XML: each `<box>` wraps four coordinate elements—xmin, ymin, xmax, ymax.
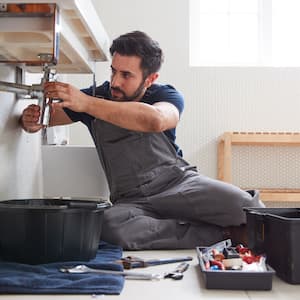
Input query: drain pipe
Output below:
<box><xmin>0</xmin><ymin>81</ymin><xmax>35</xmax><ymax>97</ymax></box>
<box><xmin>0</xmin><ymin>80</ymin><xmax>51</xmax><ymax>126</ymax></box>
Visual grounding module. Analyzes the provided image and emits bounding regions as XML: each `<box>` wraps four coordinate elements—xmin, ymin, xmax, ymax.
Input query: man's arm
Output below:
<box><xmin>84</xmin><ymin>99</ymin><xmax>179</xmax><ymax>132</ymax></box>
<box><xmin>49</xmin><ymin>105</ymin><xmax>73</xmax><ymax>127</ymax></box>
<box><xmin>45</xmin><ymin>82</ymin><xmax>180</xmax><ymax>132</ymax></box>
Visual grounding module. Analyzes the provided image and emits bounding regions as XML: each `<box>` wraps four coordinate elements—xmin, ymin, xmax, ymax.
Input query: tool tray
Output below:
<box><xmin>196</xmin><ymin>242</ymin><xmax>275</xmax><ymax>290</ymax></box>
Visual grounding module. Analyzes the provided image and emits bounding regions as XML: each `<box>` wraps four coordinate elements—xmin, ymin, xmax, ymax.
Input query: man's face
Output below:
<box><xmin>110</xmin><ymin>52</ymin><xmax>149</xmax><ymax>101</ymax></box>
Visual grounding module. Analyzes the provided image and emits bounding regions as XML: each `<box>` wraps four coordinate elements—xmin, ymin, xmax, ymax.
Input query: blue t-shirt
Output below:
<box><xmin>64</xmin><ymin>81</ymin><xmax>184</xmax><ymax>156</ymax></box>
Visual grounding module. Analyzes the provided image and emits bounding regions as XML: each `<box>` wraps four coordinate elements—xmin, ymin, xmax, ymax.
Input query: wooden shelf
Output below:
<box><xmin>0</xmin><ymin>0</ymin><xmax>110</xmax><ymax>73</ymax></box>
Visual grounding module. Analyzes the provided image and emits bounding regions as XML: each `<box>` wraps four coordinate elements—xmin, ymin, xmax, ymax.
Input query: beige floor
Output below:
<box><xmin>1</xmin><ymin>248</ymin><xmax>299</xmax><ymax>300</ymax></box>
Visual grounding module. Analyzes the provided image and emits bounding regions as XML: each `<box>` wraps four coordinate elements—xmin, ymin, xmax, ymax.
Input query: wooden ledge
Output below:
<box><xmin>219</xmin><ymin>131</ymin><xmax>300</xmax><ymax>146</ymax></box>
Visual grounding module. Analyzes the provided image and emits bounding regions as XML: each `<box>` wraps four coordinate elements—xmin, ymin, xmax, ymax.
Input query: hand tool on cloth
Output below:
<box><xmin>60</xmin><ymin>264</ymin><xmax>161</xmax><ymax>280</ymax></box>
<box><xmin>164</xmin><ymin>262</ymin><xmax>190</xmax><ymax>280</ymax></box>
<box><xmin>117</xmin><ymin>255</ymin><xmax>193</xmax><ymax>269</ymax></box>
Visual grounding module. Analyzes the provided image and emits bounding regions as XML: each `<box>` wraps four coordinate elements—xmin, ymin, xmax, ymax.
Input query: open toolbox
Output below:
<box><xmin>196</xmin><ymin>239</ymin><xmax>275</xmax><ymax>290</ymax></box>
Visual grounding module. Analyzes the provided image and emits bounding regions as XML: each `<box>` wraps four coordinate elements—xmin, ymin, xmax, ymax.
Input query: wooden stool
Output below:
<box><xmin>217</xmin><ymin>132</ymin><xmax>300</xmax><ymax>202</ymax></box>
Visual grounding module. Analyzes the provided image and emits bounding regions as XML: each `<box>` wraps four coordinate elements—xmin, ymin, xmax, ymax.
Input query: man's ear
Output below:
<box><xmin>145</xmin><ymin>73</ymin><xmax>159</xmax><ymax>88</ymax></box>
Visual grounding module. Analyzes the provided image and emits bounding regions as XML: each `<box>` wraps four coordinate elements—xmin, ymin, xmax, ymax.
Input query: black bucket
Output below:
<box><xmin>0</xmin><ymin>198</ymin><xmax>111</xmax><ymax>264</ymax></box>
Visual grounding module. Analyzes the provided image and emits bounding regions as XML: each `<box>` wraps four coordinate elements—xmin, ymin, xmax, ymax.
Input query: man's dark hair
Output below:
<box><xmin>109</xmin><ymin>31</ymin><xmax>164</xmax><ymax>78</ymax></box>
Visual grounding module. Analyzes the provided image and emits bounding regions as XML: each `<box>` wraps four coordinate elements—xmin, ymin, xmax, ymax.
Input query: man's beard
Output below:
<box><xmin>110</xmin><ymin>80</ymin><xmax>146</xmax><ymax>101</ymax></box>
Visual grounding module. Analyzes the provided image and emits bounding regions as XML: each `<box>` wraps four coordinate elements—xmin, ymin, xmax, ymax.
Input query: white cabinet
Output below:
<box><xmin>42</xmin><ymin>146</ymin><xmax>109</xmax><ymax>198</ymax></box>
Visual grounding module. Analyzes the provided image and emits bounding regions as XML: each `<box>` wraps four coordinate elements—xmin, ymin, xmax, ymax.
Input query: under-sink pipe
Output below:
<box><xmin>0</xmin><ymin>80</ymin><xmax>52</xmax><ymax>126</ymax></box>
<box><xmin>0</xmin><ymin>80</ymin><xmax>42</xmax><ymax>97</ymax></box>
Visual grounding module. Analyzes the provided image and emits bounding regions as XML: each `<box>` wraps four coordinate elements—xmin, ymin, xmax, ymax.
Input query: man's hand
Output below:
<box><xmin>20</xmin><ymin>104</ymin><xmax>43</xmax><ymax>133</ymax></box>
<box><xmin>44</xmin><ymin>82</ymin><xmax>90</xmax><ymax>113</ymax></box>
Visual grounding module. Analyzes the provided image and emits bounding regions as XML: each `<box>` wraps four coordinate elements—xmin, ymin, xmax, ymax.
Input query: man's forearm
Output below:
<box><xmin>83</xmin><ymin>96</ymin><xmax>179</xmax><ymax>133</ymax></box>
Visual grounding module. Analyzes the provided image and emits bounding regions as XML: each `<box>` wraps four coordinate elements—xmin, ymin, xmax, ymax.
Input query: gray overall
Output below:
<box><xmin>91</xmin><ymin>119</ymin><xmax>263</xmax><ymax>250</ymax></box>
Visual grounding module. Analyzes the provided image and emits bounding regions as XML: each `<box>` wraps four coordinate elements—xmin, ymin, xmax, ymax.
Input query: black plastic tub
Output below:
<box><xmin>245</xmin><ymin>207</ymin><xmax>300</xmax><ymax>284</ymax></box>
<box><xmin>0</xmin><ymin>198</ymin><xmax>111</xmax><ymax>264</ymax></box>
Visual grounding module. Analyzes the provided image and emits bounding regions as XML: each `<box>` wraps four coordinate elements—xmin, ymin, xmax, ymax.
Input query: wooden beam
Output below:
<box><xmin>230</xmin><ymin>131</ymin><xmax>300</xmax><ymax>146</ymax></box>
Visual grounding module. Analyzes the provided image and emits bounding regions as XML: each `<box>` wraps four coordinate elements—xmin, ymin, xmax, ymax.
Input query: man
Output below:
<box><xmin>20</xmin><ymin>31</ymin><xmax>264</xmax><ymax>249</ymax></box>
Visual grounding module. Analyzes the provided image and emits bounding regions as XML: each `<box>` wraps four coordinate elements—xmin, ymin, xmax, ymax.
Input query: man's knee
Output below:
<box><xmin>101</xmin><ymin>217</ymin><xmax>128</xmax><ymax>247</ymax></box>
<box><xmin>100</xmin><ymin>205</ymin><xmax>145</xmax><ymax>248</ymax></box>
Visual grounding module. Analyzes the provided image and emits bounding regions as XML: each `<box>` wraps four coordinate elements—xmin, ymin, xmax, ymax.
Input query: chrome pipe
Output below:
<box><xmin>0</xmin><ymin>80</ymin><xmax>44</xmax><ymax>101</ymax></box>
<box><xmin>0</xmin><ymin>65</ymin><xmax>53</xmax><ymax>127</ymax></box>
<box><xmin>0</xmin><ymin>80</ymin><xmax>50</xmax><ymax>126</ymax></box>
<box><xmin>0</xmin><ymin>80</ymin><xmax>32</xmax><ymax>96</ymax></box>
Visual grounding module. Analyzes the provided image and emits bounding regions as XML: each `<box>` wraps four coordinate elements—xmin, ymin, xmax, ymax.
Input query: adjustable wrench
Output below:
<box><xmin>164</xmin><ymin>262</ymin><xmax>190</xmax><ymax>280</ymax></box>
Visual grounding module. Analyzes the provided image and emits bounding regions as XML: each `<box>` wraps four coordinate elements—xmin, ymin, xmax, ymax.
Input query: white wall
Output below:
<box><xmin>0</xmin><ymin>66</ymin><xmax>43</xmax><ymax>200</ymax></box>
<box><xmin>65</xmin><ymin>0</ymin><xmax>300</xmax><ymax>188</ymax></box>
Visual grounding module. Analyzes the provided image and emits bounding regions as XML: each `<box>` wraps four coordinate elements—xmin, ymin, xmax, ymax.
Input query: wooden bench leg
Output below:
<box><xmin>218</xmin><ymin>132</ymin><xmax>232</xmax><ymax>183</ymax></box>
